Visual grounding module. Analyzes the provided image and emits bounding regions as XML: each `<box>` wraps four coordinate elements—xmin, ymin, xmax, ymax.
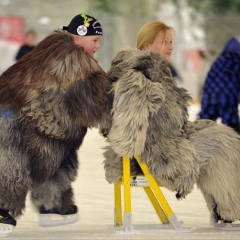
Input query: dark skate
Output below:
<box><xmin>0</xmin><ymin>209</ymin><xmax>16</xmax><ymax>237</ymax></box>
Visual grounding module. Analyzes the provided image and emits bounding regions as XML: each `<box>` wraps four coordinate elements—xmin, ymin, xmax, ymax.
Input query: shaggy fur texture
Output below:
<box><xmin>187</xmin><ymin>120</ymin><xmax>240</xmax><ymax>224</ymax></box>
<box><xmin>0</xmin><ymin>30</ymin><xmax>108</xmax><ymax>217</ymax></box>
<box><xmin>101</xmin><ymin>47</ymin><xmax>240</xmax><ymax>225</ymax></box>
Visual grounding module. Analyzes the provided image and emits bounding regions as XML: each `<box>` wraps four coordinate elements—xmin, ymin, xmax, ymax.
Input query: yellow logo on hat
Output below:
<box><xmin>81</xmin><ymin>14</ymin><xmax>93</xmax><ymax>24</ymax></box>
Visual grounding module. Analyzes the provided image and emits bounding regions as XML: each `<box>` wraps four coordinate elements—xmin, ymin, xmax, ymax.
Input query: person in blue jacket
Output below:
<box><xmin>198</xmin><ymin>37</ymin><xmax>240</xmax><ymax>133</ymax></box>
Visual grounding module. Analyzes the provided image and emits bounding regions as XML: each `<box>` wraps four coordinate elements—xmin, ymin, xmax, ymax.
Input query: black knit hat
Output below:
<box><xmin>63</xmin><ymin>14</ymin><xmax>102</xmax><ymax>36</ymax></box>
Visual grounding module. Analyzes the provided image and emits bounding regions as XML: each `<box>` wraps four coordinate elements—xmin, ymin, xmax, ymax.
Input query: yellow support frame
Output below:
<box><xmin>135</xmin><ymin>156</ymin><xmax>174</xmax><ymax>218</ymax></box>
<box><xmin>112</xmin><ymin>156</ymin><xmax>196</xmax><ymax>233</ymax></box>
<box><xmin>114</xmin><ymin>183</ymin><xmax>122</xmax><ymax>226</ymax></box>
<box><xmin>143</xmin><ymin>187</ymin><xmax>169</xmax><ymax>224</ymax></box>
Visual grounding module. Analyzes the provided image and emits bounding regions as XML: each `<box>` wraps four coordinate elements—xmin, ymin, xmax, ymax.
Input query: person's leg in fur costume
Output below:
<box><xmin>0</xmin><ymin>14</ymin><xmax>107</xmax><ymax>236</ymax></box>
<box><xmin>187</xmin><ymin>120</ymin><xmax>240</xmax><ymax>226</ymax></box>
<box><xmin>0</xmin><ymin>114</ymin><xmax>31</xmax><ymax>236</ymax></box>
<box><xmin>0</xmin><ymin>111</ymin><xmax>87</xmax><ymax>232</ymax></box>
<box><xmin>31</xmin><ymin>148</ymin><xmax>79</xmax><ymax>226</ymax></box>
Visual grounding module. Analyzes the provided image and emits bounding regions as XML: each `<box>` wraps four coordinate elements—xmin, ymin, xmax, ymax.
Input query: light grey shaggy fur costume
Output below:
<box><xmin>100</xmin><ymin>47</ymin><xmax>240</xmax><ymax>225</ymax></box>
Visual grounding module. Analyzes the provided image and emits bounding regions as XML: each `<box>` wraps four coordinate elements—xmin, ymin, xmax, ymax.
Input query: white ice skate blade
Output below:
<box><xmin>219</xmin><ymin>223</ymin><xmax>240</xmax><ymax>231</ymax></box>
<box><xmin>116</xmin><ymin>226</ymin><xmax>196</xmax><ymax>234</ymax></box>
<box><xmin>106</xmin><ymin>220</ymin><xmax>184</xmax><ymax>229</ymax></box>
<box><xmin>107</xmin><ymin>220</ymin><xmax>196</xmax><ymax>234</ymax></box>
<box><xmin>38</xmin><ymin>213</ymin><xmax>79</xmax><ymax>227</ymax></box>
<box><xmin>0</xmin><ymin>223</ymin><xmax>14</xmax><ymax>237</ymax></box>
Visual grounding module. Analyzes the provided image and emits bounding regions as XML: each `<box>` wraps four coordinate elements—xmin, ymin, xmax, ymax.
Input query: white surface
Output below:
<box><xmin>5</xmin><ymin>104</ymin><xmax>240</xmax><ymax>239</ymax></box>
<box><xmin>0</xmin><ymin>40</ymin><xmax>19</xmax><ymax>74</ymax></box>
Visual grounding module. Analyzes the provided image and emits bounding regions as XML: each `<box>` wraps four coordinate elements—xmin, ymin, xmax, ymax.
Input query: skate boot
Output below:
<box><xmin>38</xmin><ymin>205</ymin><xmax>79</xmax><ymax>227</ymax></box>
<box><xmin>0</xmin><ymin>209</ymin><xmax>16</xmax><ymax>237</ymax></box>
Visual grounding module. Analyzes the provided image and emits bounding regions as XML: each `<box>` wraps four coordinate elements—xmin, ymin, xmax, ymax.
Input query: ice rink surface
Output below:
<box><xmin>5</xmin><ymin>104</ymin><xmax>240</xmax><ymax>239</ymax></box>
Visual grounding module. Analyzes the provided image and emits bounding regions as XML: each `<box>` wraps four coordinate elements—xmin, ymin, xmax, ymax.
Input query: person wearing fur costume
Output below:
<box><xmin>0</xmin><ymin>14</ymin><xmax>107</xmax><ymax>236</ymax></box>
<box><xmin>100</xmin><ymin>21</ymin><xmax>240</xmax><ymax>228</ymax></box>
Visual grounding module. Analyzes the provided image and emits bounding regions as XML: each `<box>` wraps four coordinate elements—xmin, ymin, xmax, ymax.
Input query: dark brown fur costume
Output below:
<box><xmin>100</xmin><ymin>48</ymin><xmax>240</xmax><ymax>226</ymax></box>
<box><xmin>0</xmin><ymin>30</ymin><xmax>107</xmax><ymax>217</ymax></box>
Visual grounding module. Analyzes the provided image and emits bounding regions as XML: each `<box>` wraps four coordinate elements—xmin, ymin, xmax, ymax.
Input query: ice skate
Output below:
<box><xmin>212</xmin><ymin>219</ymin><xmax>240</xmax><ymax>231</ymax></box>
<box><xmin>0</xmin><ymin>209</ymin><xmax>16</xmax><ymax>237</ymax></box>
<box><xmin>217</xmin><ymin>220</ymin><xmax>240</xmax><ymax>231</ymax></box>
<box><xmin>38</xmin><ymin>205</ymin><xmax>79</xmax><ymax>227</ymax></box>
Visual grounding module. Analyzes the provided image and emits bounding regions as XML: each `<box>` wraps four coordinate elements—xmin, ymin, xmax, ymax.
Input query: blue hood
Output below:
<box><xmin>223</xmin><ymin>37</ymin><xmax>240</xmax><ymax>54</ymax></box>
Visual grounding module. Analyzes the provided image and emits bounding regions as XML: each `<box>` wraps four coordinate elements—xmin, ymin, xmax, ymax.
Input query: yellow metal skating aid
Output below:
<box><xmin>107</xmin><ymin>156</ymin><xmax>196</xmax><ymax>234</ymax></box>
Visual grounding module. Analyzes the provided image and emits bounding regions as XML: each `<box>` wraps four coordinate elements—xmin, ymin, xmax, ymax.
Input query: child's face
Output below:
<box><xmin>146</xmin><ymin>30</ymin><xmax>173</xmax><ymax>62</ymax></box>
<box><xmin>74</xmin><ymin>35</ymin><xmax>101</xmax><ymax>57</ymax></box>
